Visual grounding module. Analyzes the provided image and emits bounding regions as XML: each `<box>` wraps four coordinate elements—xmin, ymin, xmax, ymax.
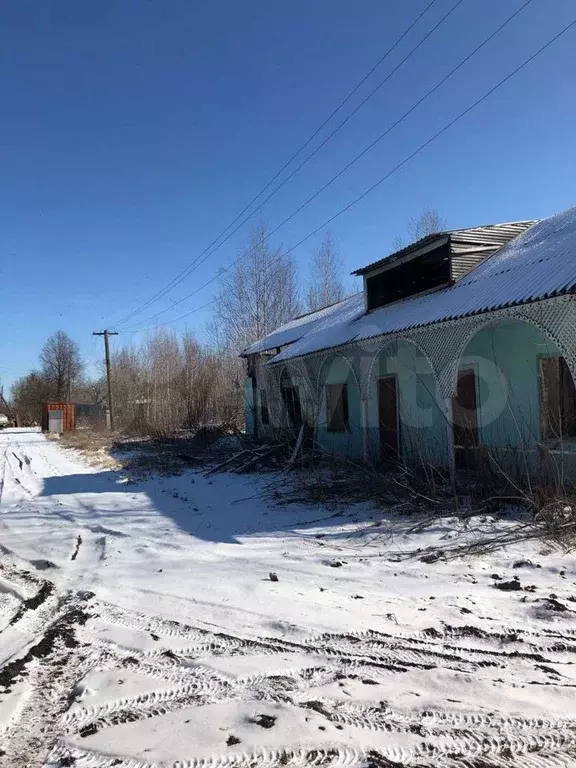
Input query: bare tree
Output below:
<box><xmin>110</xmin><ymin>346</ymin><xmax>146</xmax><ymax>429</ymax></box>
<box><xmin>39</xmin><ymin>330</ymin><xmax>84</xmax><ymax>402</ymax></box>
<box><xmin>210</xmin><ymin>221</ymin><xmax>301</xmax><ymax>354</ymax></box>
<box><xmin>306</xmin><ymin>231</ymin><xmax>346</xmax><ymax>312</ymax></box>
<box><xmin>408</xmin><ymin>207</ymin><xmax>446</xmax><ymax>243</ymax></box>
<box><xmin>108</xmin><ymin>330</ymin><xmax>244</xmax><ymax>436</ymax></box>
<box><xmin>392</xmin><ymin>207</ymin><xmax>447</xmax><ymax>251</ymax></box>
<box><xmin>11</xmin><ymin>372</ymin><xmax>53</xmax><ymax>423</ymax></box>
<box><xmin>73</xmin><ymin>378</ymin><xmax>107</xmax><ymax>406</ymax></box>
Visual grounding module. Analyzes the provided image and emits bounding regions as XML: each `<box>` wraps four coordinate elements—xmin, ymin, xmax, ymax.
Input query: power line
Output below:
<box><xmin>119</xmin><ymin>0</ymin><xmax>538</xmax><ymax>333</ymax></box>
<box><xmin>118</xmin><ymin>300</ymin><xmax>213</xmax><ymax>336</ymax></box>
<box><xmin>121</xmin><ymin>15</ymin><xmax>576</xmax><ymax>336</ymax></box>
<box><xmin>112</xmin><ymin>0</ymin><xmax>443</xmax><ymax>328</ymax></box>
<box><xmin>122</xmin><ymin>0</ymin><xmax>466</xmax><ymax>329</ymax></box>
<box><xmin>282</xmin><ymin>16</ymin><xmax>576</xmax><ymax>257</ymax></box>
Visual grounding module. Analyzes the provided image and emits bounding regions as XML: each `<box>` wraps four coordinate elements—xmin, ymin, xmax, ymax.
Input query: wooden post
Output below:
<box><xmin>93</xmin><ymin>330</ymin><xmax>119</xmax><ymax>431</ymax></box>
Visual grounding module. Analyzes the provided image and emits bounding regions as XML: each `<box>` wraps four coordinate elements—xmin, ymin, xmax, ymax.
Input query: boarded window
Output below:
<box><xmin>539</xmin><ymin>356</ymin><xmax>576</xmax><ymax>439</ymax></box>
<box><xmin>326</xmin><ymin>383</ymin><xmax>349</xmax><ymax>433</ymax></box>
<box><xmin>260</xmin><ymin>389</ymin><xmax>270</xmax><ymax>426</ymax></box>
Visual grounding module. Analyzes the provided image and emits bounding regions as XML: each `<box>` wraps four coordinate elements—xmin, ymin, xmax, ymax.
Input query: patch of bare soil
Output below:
<box><xmin>8</xmin><ymin>581</ymin><xmax>54</xmax><ymax>626</ymax></box>
<box><xmin>0</xmin><ymin>600</ymin><xmax>90</xmax><ymax>689</ymax></box>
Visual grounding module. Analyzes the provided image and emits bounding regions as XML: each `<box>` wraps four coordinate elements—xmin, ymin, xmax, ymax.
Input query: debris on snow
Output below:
<box><xmin>251</xmin><ymin>714</ymin><xmax>277</xmax><ymax>729</ymax></box>
<box><xmin>493</xmin><ymin>579</ymin><xmax>523</xmax><ymax>591</ymax></box>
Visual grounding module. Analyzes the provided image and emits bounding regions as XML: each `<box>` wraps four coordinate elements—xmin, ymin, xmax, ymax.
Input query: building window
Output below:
<box><xmin>260</xmin><ymin>388</ymin><xmax>269</xmax><ymax>426</ymax></box>
<box><xmin>539</xmin><ymin>356</ymin><xmax>576</xmax><ymax>439</ymax></box>
<box><xmin>326</xmin><ymin>383</ymin><xmax>349</xmax><ymax>433</ymax></box>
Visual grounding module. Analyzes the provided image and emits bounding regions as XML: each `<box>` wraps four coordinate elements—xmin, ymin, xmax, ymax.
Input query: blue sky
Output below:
<box><xmin>1</xmin><ymin>0</ymin><xmax>575</xmax><ymax>392</ymax></box>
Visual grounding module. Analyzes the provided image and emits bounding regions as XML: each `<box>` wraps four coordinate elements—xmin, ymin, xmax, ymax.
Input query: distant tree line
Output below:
<box><xmin>10</xmin><ymin>331</ymin><xmax>102</xmax><ymax>424</ymax></box>
<box><xmin>11</xmin><ymin>209</ymin><xmax>440</xmax><ymax>433</ymax></box>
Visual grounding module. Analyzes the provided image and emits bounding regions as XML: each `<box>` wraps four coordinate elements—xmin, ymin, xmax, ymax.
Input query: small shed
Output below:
<box><xmin>42</xmin><ymin>402</ymin><xmax>76</xmax><ymax>433</ymax></box>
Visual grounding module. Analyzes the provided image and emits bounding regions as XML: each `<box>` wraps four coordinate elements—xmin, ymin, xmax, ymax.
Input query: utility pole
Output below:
<box><xmin>93</xmin><ymin>330</ymin><xmax>118</xmax><ymax>431</ymax></box>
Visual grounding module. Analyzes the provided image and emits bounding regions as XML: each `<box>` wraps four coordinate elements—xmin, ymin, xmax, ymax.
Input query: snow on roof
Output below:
<box><xmin>240</xmin><ymin>295</ymin><xmax>364</xmax><ymax>356</ymax></box>
<box><xmin>268</xmin><ymin>207</ymin><xmax>576</xmax><ymax>364</ymax></box>
<box><xmin>352</xmin><ymin>220</ymin><xmax>535</xmax><ymax>275</ymax></box>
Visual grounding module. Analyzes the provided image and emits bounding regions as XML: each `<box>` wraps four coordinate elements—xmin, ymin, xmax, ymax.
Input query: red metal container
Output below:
<box><xmin>42</xmin><ymin>402</ymin><xmax>76</xmax><ymax>432</ymax></box>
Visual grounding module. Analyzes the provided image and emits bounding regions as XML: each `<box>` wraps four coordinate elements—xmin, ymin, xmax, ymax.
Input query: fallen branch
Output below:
<box><xmin>286</xmin><ymin>424</ymin><xmax>305</xmax><ymax>469</ymax></box>
<box><xmin>204</xmin><ymin>449</ymin><xmax>250</xmax><ymax>475</ymax></box>
<box><xmin>234</xmin><ymin>442</ymin><xmax>289</xmax><ymax>473</ymax></box>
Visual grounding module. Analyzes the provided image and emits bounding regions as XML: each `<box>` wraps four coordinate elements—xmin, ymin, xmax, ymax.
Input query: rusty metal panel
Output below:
<box><xmin>43</xmin><ymin>402</ymin><xmax>76</xmax><ymax>432</ymax></box>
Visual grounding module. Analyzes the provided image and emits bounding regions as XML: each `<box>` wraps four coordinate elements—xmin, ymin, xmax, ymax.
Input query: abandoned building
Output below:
<box><xmin>242</xmin><ymin>206</ymin><xmax>576</xmax><ymax>479</ymax></box>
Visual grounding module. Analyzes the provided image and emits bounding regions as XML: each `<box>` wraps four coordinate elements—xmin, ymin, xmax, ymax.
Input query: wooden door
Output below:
<box><xmin>378</xmin><ymin>375</ymin><xmax>399</xmax><ymax>460</ymax></box>
<box><xmin>282</xmin><ymin>385</ymin><xmax>302</xmax><ymax>429</ymax></box>
<box><xmin>453</xmin><ymin>368</ymin><xmax>479</xmax><ymax>468</ymax></box>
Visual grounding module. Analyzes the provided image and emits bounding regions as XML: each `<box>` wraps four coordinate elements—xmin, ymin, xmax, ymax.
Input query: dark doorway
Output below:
<box><xmin>378</xmin><ymin>375</ymin><xmax>399</xmax><ymax>460</ymax></box>
<box><xmin>453</xmin><ymin>367</ymin><xmax>479</xmax><ymax>469</ymax></box>
<box><xmin>326</xmin><ymin>383</ymin><xmax>348</xmax><ymax>433</ymax></box>
<box><xmin>282</xmin><ymin>385</ymin><xmax>302</xmax><ymax>431</ymax></box>
<box><xmin>539</xmin><ymin>355</ymin><xmax>576</xmax><ymax>440</ymax></box>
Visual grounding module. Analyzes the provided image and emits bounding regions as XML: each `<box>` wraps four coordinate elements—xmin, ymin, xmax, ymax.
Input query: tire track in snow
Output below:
<box><xmin>55</xmin><ymin>604</ymin><xmax>576</xmax><ymax>768</ymax></box>
<box><xmin>92</xmin><ymin>602</ymin><xmax>576</xmax><ymax>685</ymax></box>
<box><xmin>318</xmin><ymin>699</ymin><xmax>576</xmax><ymax>738</ymax></box>
<box><xmin>3</xmin><ymin>432</ymin><xmax>575</xmax><ymax>768</ymax></box>
<box><xmin>63</xmin><ymin>664</ymin><xmax>342</xmax><ymax>734</ymax></box>
<box><xmin>48</xmin><ymin>744</ymin><xmax>368</xmax><ymax>768</ymax></box>
<box><xmin>63</xmin><ymin>670</ymin><xmax>232</xmax><ymax>733</ymax></box>
<box><xmin>50</xmin><ymin>730</ymin><xmax>576</xmax><ymax>768</ymax></box>
<box><xmin>0</xmin><ymin>444</ymin><xmax>8</xmax><ymax>505</ymax></box>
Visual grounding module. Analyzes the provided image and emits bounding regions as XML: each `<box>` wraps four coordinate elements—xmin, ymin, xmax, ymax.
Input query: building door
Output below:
<box><xmin>453</xmin><ymin>368</ymin><xmax>479</xmax><ymax>468</ymax></box>
<box><xmin>378</xmin><ymin>375</ymin><xmax>399</xmax><ymax>460</ymax></box>
<box><xmin>282</xmin><ymin>385</ymin><xmax>302</xmax><ymax>430</ymax></box>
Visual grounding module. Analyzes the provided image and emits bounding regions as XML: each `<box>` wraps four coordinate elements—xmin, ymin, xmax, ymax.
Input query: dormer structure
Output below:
<box><xmin>353</xmin><ymin>222</ymin><xmax>536</xmax><ymax>312</ymax></box>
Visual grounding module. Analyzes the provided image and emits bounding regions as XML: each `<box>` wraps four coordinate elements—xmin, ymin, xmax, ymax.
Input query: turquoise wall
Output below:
<box><xmin>243</xmin><ymin>378</ymin><xmax>254</xmax><ymax>435</ymax></box>
<box><xmin>317</xmin><ymin>356</ymin><xmax>363</xmax><ymax>459</ymax></box>
<box><xmin>462</xmin><ymin>321</ymin><xmax>559</xmax><ymax>448</ymax></box>
<box><xmin>366</xmin><ymin>340</ymin><xmax>449</xmax><ymax>467</ymax></box>
<box><xmin>249</xmin><ymin>320</ymin><xmax>576</xmax><ymax>479</ymax></box>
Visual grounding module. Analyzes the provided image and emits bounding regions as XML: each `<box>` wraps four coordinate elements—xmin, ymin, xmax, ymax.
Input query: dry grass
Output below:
<box><xmin>60</xmin><ymin>431</ymin><xmax>126</xmax><ymax>470</ymax></box>
<box><xmin>60</xmin><ymin>427</ymin><xmax>244</xmax><ymax>476</ymax></box>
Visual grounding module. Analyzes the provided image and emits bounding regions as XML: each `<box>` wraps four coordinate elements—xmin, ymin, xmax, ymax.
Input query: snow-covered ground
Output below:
<box><xmin>1</xmin><ymin>428</ymin><xmax>576</xmax><ymax>768</ymax></box>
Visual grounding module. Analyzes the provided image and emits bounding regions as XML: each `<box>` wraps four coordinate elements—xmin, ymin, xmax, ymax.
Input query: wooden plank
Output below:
<box><xmin>378</xmin><ymin>375</ymin><xmax>399</xmax><ymax>460</ymax></box>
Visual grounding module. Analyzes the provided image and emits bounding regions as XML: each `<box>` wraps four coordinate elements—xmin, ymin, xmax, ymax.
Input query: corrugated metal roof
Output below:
<box><xmin>241</xmin><ymin>295</ymin><xmax>362</xmax><ymax>356</ymax></box>
<box><xmin>450</xmin><ymin>220</ymin><xmax>535</xmax><ymax>247</ymax></box>
<box><xmin>352</xmin><ymin>220</ymin><xmax>536</xmax><ymax>275</ymax></box>
<box><xmin>269</xmin><ymin>207</ymin><xmax>576</xmax><ymax>364</ymax></box>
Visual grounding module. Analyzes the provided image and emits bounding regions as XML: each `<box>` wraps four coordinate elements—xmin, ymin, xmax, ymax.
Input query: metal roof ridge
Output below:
<box><xmin>351</xmin><ymin>219</ymin><xmax>539</xmax><ymax>276</ymax></box>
